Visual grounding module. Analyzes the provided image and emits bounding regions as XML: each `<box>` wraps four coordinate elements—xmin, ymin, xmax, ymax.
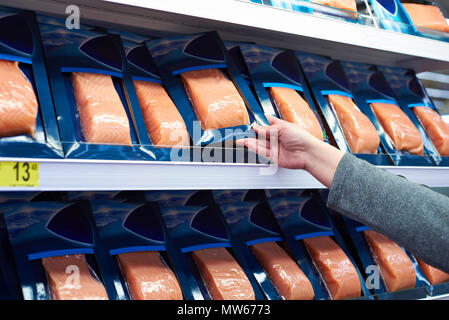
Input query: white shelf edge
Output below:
<box><xmin>2</xmin><ymin>0</ymin><xmax>449</xmax><ymax>71</ymax></box>
<box><xmin>1</xmin><ymin>158</ymin><xmax>449</xmax><ymax>191</ymax></box>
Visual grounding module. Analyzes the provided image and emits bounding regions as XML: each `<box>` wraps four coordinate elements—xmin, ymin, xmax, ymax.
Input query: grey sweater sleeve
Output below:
<box><xmin>327</xmin><ymin>153</ymin><xmax>449</xmax><ymax>273</ymax></box>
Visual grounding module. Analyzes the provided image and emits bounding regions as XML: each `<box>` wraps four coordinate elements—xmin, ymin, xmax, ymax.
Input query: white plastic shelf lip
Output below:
<box><xmin>0</xmin><ymin>158</ymin><xmax>449</xmax><ymax>190</ymax></box>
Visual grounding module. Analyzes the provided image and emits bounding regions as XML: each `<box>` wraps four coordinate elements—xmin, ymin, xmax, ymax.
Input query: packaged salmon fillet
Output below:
<box><xmin>327</xmin><ymin>94</ymin><xmax>380</xmax><ymax>153</ymax></box>
<box><xmin>364</xmin><ymin>230</ymin><xmax>416</xmax><ymax>292</ymax></box>
<box><xmin>377</xmin><ymin>66</ymin><xmax>442</xmax><ymax>164</ymax></box>
<box><xmin>146</xmin><ymin>32</ymin><xmax>268</xmax><ymax>146</ymax></box>
<box><xmin>107</xmin><ymin>34</ymin><xmax>193</xmax><ymax>161</ymax></box>
<box><xmin>267</xmin><ymin>195</ymin><xmax>371</xmax><ymax>300</ymax></box>
<box><xmin>42</xmin><ymin>254</ymin><xmax>108</xmax><ymax>300</ymax></box>
<box><xmin>415</xmin><ymin>258</ymin><xmax>449</xmax><ymax>286</ymax></box>
<box><xmin>181</xmin><ymin>68</ymin><xmax>250</xmax><ymax>131</ymax></box>
<box><xmin>0</xmin><ymin>59</ymin><xmax>38</xmax><ymax>139</ymax></box>
<box><xmin>159</xmin><ymin>205</ymin><xmax>264</xmax><ymax>300</ymax></box>
<box><xmin>412</xmin><ymin>106</ymin><xmax>449</xmax><ymax>156</ymax></box>
<box><xmin>192</xmin><ymin>247</ymin><xmax>255</xmax><ymax>300</ymax></box>
<box><xmin>251</xmin><ymin>242</ymin><xmax>315</xmax><ymax>300</ymax></box>
<box><xmin>90</xmin><ymin>201</ymin><xmax>199</xmax><ymax>300</ymax></box>
<box><xmin>2</xmin><ymin>201</ymin><xmax>118</xmax><ymax>300</ymax></box>
<box><xmin>218</xmin><ymin>200</ymin><xmax>293</xmax><ymax>300</ymax></box>
<box><xmin>270</xmin><ymin>87</ymin><xmax>324</xmax><ymax>140</ymax></box>
<box><xmin>303</xmin><ymin>236</ymin><xmax>361</xmax><ymax>300</ymax></box>
<box><xmin>296</xmin><ymin>53</ymin><xmax>393</xmax><ymax>165</ymax></box>
<box><xmin>402</xmin><ymin>3</ymin><xmax>449</xmax><ymax>33</ymax></box>
<box><xmin>39</xmin><ymin>23</ymin><xmax>152</xmax><ymax>160</ymax></box>
<box><xmin>0</xmin><ymin>10</ymin><xmax>62</xmax><ymax>158</ymax></box>
<box><xmin>370</xmin><ymin>102</ymin><xmax>424</xmax><ymax>155</ymax></box>
<box><xmin>240</xmin><ymin>44</ymin><xmax>326</xmax><ymax>143</ymax></box>
<box><xmin>72</xmin><ymin>72</ymin><xmax>132</xmax><ymax>145</ymax></box>
<box><xmin>339</xmin><ymin>217</ymin><xmax>429</xmax><ymax>299</ymax></box>
<box><xmin>118</xmin><ymin>251</ymin><xmax>183</xmax><ymax>300</ymax></box>
<box><xmin>133</xmin><ymin>80</ymin><xmax>190</xmax><ymax>147</ymax></box>
<box><xmin>337</xmin><ymin>61</ymin><xmax>435</xmax><ymax>165</ymax></box>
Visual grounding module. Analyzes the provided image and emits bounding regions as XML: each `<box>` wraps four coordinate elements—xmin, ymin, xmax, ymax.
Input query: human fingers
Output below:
<box><xmin>236</xmin><ymin>138</ymin><xmax>271</xmax><ymax>159</ymax></box>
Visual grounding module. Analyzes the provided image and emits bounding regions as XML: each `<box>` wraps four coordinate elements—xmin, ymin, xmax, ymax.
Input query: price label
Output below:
<box><xmin>0</xmin><ymin>162</ymin><xmax>39</xmax><ymax>187</ymax></box>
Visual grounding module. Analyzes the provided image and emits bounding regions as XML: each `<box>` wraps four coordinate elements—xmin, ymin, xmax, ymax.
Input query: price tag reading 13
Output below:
<box><xmin>0</xmin><ymin>162</ymin><xmax>39</xmax><ymax>187</ymax></box>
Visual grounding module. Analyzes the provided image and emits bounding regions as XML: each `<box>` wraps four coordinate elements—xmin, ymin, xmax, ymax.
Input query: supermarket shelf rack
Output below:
<box><xmin>1</xmin><ymin>157</ymin><xmax>449</xmax><ymax>191</ymax></box>
<box><xmin>0</xmin><ymin>0</ymin><xmax>448</xmax><ymax>191</ymax></box>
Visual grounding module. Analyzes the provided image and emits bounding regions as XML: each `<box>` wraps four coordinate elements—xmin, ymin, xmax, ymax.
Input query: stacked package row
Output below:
<box><xmin>0</xmin><ymin>189</ymin><xmax>447</xmax><ymax>300</ymax></box>
<box><xmin>0</xmin><ymin>5</ymin><xmax>448</xmax><ymax>165</ymax></box>
<box><xmin>249</xmin><ymin>0</ymin><xmax>449</xmax><ymax>42</ymax></box>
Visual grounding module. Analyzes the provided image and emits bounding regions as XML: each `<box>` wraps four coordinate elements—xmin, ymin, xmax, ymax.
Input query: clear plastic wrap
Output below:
<box><xmin>117</xmin><ymin>251</ymin><xmax>183</xmax><ymax>300</ymax></box>
<box><xmin>269</xmin><ymin>87</ymin><xmax>324</xmax><ymax>141</ymax></box>
<box><xmin>363</xmin><ymin>230</ymin><xmax>416</xmax><ymax>292</ymax></box>
<box><xmin>180</xmin><ymin>68</ymin><xmax>250</xmax><ymax>131</ymax></box>
<box><xmin>191</xmin><ymin>247</ymin><xmax>255</xmax><ymax>300</ymax></box>
<box><xmin>412</xmin><ymin>106</ymin><xmax>449</xmax><ymax>156</ymax></box>
<box><xmin>42</xmin><ymin>254</ymin><xmax>108</xmax><ymax>300</ymax></box>
<box><xmin>303</xmin><ymin>236</ymin><xmax>361</xmax><ymax>300</ymax></box>
<box><xmin>250</xmin><ymin>241</ymin><xmax>314</xmax><ymax>300</ymax></box>
<box><xmin>72</xmin><ymin>72</ymin><xmax>132</xmax><ymax>145</ymax></box>
<box><xmin>370</xmin><ymin>102</ymin><xmax>424</xmax><ymax>155</ymax></box>
<box><xmin>0</xmin><ymin>59</ymin><xmax>38</xmax><ymax>139</ymax></box>
<box><xmin>133</xmin><ymin>80</ymin><xmax>190</xmax><ymax>147</ymax></box>
<box><xmin>327</xmin><ymin>94</ymin><xmax>380</xmax><ymax>154</ymax></box>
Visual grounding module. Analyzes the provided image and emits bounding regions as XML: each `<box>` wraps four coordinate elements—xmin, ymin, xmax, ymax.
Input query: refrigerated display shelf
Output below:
<box><xmin>1</xmin><ymin>157</ymin><xmax>449</xmax><ymax>191</ymax></box>
<box><xmin>3</xmin><ymin>0</ymin><xmax>449</xmax><ymax>72</ymax></box>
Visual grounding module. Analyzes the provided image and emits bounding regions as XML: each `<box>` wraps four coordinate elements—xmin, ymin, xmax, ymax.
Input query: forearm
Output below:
<box><xmin>327</xmin><ymin>153</ymin><xmax>449</xmax><ymax>273</ymax></box>
<box><xmin>304</xmin><ymin>141</ymin><xmax>344</xmax><ymax>188</ymax></box>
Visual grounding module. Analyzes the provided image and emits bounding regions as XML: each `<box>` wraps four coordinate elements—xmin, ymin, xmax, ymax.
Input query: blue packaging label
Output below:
<box><xmin>160</xmin><ymin>206</ymin><xmax>230</xmax><ymax>253</ymax></box>
<box><xmin>91</xmin><ymin>202</ymin><xmax>165</xmax><ymax>255</ymax></box>
<box><xmin>0</xmin><ymin>10</ymin><xmax>63</xmax><ymax>159</ymax></box>
<box><xmin>40</xmin><ymin>23</ymin><xmax>153</xmax><ymax>160</ymax></box>
<box><xmin>219</xmin><ymin>201</ymin><xmax>282</xmax><ymax>245</ymax></box>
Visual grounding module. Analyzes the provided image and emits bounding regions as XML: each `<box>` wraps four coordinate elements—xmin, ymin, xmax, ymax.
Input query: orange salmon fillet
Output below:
<box><xmin>415</xmin><ymin>258</ymin><xmax>449</xmax><ymax>285</ymax></box>
<box><xmin>402</xmin><ymin>3</ymin><xmax>449</xmax><ymax>33</ymax></box>
<box><xmin>0</xmin><ymin>59</ymin><xmax>38</xmax><ymax>138</ymax></box>
<box><xmin>312</xmin><ymin>0</ymin><xmax>357</xmax><ymax>12</ymax></box>
<box><xmin>134</xmin><ymin>80</ymin><xmax>190</xmax><ymax>147</ymax></box>
<box><xmin>180</xmin><ymin>69</ymin><xmax>250</xmax><ymax>130</ymax></box>
<box><xmin>117</xmin><ymin>251</ymin><xmax>183</xmax><ymax>300</ymax></box>
<box><xmin>251</xmin><ymin>241</ymin><xmax>314</xmax><ymax>300</ymax></box>
<box><xmin>413</xmin><ymin>106</ymin><xmax>449</xmax><ymax>156</ymax></box>
<box><xmin>72</xmin><ymin>72</ymin><xmax>132</xmax><ymax>145</ymax></box>
<box><xmin>328</xmin><ymin>94</ymin><xmax>380</xmax><ymax>153</ymax></box>
<box><xmin>42</xmin><ymin>254</ymin><xmax>108</xmax><ymax>300</ymax></box>
<box><xmin>371</xmin><ymin>102</ymin><xmax>424</xmax><ymax>155</ymax></box>
<box><xmin>192</xmin><ymin>247</ymin><xmax>255</xmax><ymax>300</ymax></box>
<box><xmin>303</xmin><ymin>236</ymin><xmax>361</xmax><ymax>300</ymax></box>
<box><xmin>270</xmin><ymin>87</ymin><xmax>323</xmax><ymax>141</ymax></box>
<box><xmin>364</xmin><ymin>230</ymin><xmax>416</xmax><ymax>292</ymax></box>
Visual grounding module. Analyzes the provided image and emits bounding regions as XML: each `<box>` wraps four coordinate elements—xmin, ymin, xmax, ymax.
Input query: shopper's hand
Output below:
<box><xmin>237</xmin><ymin>116</ymin><xmax>316</xmax><ymax>170</ymax></box>
<box><xmin>236</xmin><ymin>116</ymin><xmax>345</xmax><ymax>188</ymax></box>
